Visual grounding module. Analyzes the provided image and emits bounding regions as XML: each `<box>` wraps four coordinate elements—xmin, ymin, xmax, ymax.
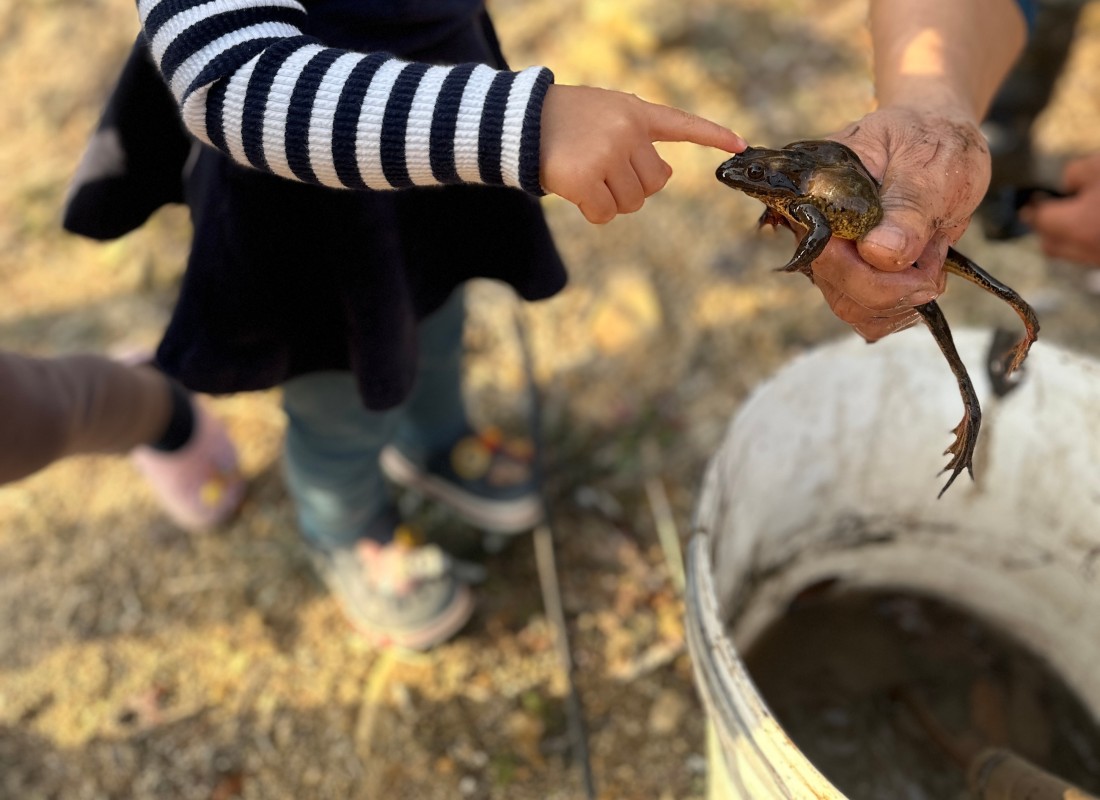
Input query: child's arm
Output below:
<box><xmin>138</xmin><ymin>0</ymin><xmax>743</xmax><ymax>219</ymax></box>
<box><xmin>141</xmin><ymin>0</ymin><xmax>551</xmax><ymax>194</ymax></box>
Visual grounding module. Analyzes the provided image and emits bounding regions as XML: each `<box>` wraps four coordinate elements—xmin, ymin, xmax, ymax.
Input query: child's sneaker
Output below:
<box><xmin>130</xmin><ymin>398</ymin><xmax>245</xmax><ymax>531</ymax></box>
<box><xmin>379</xmin><ymin>427</ymin><xmax>543</xmax><ymax>533</ymax></box>
<box><xmin>305</xmin><ymin>522</ymin><xmax>482</xmax><ymax>650</ymax></box>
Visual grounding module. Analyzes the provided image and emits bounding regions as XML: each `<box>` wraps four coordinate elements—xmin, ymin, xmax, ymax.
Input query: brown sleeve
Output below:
<box><xmin>0</xmin><ymin>351</ymin><xmax>172</xmax><ymax>485</ymax></box>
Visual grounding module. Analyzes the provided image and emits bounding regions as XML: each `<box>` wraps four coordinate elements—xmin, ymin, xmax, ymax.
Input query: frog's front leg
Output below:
<box><xmin>778</xmin><ymin>202</ymin><xmax>830</xmax><ymax>277</ymax></box>
<box><xmin>915</xmin><ymin>301</ymin><xmax>982</xmax><ymax>498</ymax></box>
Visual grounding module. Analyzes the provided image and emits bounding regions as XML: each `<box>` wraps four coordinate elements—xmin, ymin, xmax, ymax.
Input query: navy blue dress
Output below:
<box><xmin>66</xmin><ymin>0</ymin><xmax>567</xmax><ymax>410</ymax></box>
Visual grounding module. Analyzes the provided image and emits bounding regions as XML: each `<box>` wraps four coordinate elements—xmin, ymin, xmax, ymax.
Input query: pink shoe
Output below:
<box><xmin>131</xmin><ymin>398</ymin><xmax>245</xmax><ymax>531</ymax></box>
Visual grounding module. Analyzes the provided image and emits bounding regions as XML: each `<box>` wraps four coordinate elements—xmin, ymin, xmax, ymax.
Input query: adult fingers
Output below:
<box><xmin>1024</xmin><ymin>201</ymin><xmax>1100</xmax><ymax>263</ymax></box>
<box><xmin>1023</xmin><ymin>196</ymin><xmax>1087</xmax><ymax>244</ymax></box>
<box><xmin>852</xmin><ymin>312</ymin><xmax>922</xmax><ymax>343</ymax></box>
<box><xmin>1022</xmin><ymin>197</ymin><xmax>1100</xmax><ymax>263</ymax></box>
<box><xmin>1041</xmin><ymin>238</ymin><xmax>1100</xmax><ymax>265</ymax></box>
<box><xmin>813</xmin><ymin>272</ymin><xmax>921</xmax><ymax>342</ymax></box>
<box><xmin>1063</xmin><ymin>153</ymin><xmax>1100</xmax><ymax>191</ymax></box>
<box><xmin>811</xmin><ymin>238</ymin><xmax>941</xmax><ymax>313</ymax></box>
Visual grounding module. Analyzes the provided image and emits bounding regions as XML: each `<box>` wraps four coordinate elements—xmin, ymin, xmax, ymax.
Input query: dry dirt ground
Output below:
<box><xmin>3</xmin><ymin>2</ymin><xmax>1100</xmax><ymax>799</ymax></box>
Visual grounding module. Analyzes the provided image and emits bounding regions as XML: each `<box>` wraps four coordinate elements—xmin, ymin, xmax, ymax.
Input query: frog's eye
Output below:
<box><xmin>746</xmin><ymin>163</ymin><xmax>766</xmax><ymax>181</ymax></box>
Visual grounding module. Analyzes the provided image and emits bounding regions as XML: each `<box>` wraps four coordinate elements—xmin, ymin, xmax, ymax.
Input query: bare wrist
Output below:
<box><xmin>875</xmin><ymin>79</ymin><xmax>982</xmax><ymax>126</ymax></box>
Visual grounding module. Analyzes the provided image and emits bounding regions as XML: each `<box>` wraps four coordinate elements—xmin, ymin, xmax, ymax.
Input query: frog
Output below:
<box><xmin>716</xmin><ymin>139</ymin><xmax>1040</xmax><ymax>497</ymax></box>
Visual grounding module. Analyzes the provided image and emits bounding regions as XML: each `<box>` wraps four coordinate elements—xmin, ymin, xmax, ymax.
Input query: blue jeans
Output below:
<box><xmin>282</xmin><ymin>288</ymin><xmax>469</xmax><ymax>548</ymax></box>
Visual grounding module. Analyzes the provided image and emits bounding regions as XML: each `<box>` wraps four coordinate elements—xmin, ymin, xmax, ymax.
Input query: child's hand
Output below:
<box><xmin>539</xmin><ymin>84</ymin><xmax>745</xmax><ymax>224</ymax></box>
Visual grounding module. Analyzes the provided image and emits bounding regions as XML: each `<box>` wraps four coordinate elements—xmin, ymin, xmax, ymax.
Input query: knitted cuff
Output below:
<box><xmin>517</xmin><ymin>67</ymin><xmax>554</xmax><ymax>196</ymax></box>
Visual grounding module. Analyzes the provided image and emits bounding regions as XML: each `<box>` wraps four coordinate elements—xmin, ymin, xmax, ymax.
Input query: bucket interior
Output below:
<box><xmin>688</xmin><ymin>328</ymin><xmax>1100</xmax><ymax>799</ymax></box>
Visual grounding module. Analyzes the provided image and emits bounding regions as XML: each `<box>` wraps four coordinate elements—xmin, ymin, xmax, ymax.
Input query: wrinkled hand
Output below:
<box><xmin>540</xmin><ymin>84</ymin><xmax>746</xmax><ymax>224</ymax></box>
<box><xmin>811</xmin><ymin>106</ymin><xmax>992</xmax><ymax>340</ymax></box>
<box><xmin>1019</xmin><ymin>153</ymin><xmax>1100</xmax><ymax>266</ymax></box>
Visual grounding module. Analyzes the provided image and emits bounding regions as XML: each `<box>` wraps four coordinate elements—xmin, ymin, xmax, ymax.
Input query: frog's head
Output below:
<box><xmin>715</xmin><ymin>147</ymin><xmax>804</xmax><ymax>203</ymax></box>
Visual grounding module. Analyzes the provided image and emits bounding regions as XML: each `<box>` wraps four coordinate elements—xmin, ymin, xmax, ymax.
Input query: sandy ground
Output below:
<box><xmin>3</xmin><ymin>1</ymin><xmax>1100</xmax><ymax>798</ymax></box>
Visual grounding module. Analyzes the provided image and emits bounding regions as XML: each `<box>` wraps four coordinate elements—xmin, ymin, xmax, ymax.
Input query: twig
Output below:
<box><xmin>644</xmin><ymin>474</ymin><xmax>686</xmax><ymax>595</ymax></box>
<box><xmin>513</xmin><ymin>302</ymin><xmax>597</xmax><ymax>800</ymax></box>
<box><xmin>609</xmin><ymin>639</ymin><xmax>686</xmax><ymax>682</ymax></box>
<box><xmin>355</xmin><ymin>650</ymin><xmax>399</xmax><ymax>760</ymax></box>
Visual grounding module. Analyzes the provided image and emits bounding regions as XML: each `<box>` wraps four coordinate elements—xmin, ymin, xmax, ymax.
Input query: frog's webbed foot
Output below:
<box><xmin>1000</xmin><ymin>329</ymin><xmax>1037</xmax><ymax>377</ymax></box>
<box><xmin>939</xmin><ymin>404</ymin><xmax>979</xmax><ymax>497</ymax></box>
<box><xmin>778</xmin><ymin>202</ymin><xmax>829</xmax><ymax>278</ymax></box>
<box><xmin>915</xmin><ymin>301</ymin><xmax>982</xmax><ymax>498</ymax></box>
<box><xmin>943</xmin><ymin>248</ymin><xmax>1040</xmax><ymax>379</ymax></box>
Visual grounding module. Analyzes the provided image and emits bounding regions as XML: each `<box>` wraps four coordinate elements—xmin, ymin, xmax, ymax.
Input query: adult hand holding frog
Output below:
<box><xmin>810</xmin><ymin>0</ymin><xmax>1031</xmax><ymax>341</ymax></box>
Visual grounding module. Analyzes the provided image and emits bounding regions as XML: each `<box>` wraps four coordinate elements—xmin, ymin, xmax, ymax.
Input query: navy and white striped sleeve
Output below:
<box><xmin>136</xmin><ymin>0</ymin><xmax>554</xmax><ymax>195</ymax></box>
<box><xmin>1014</xmin><ymin>0</ymin><xmax>1038</xmax><ymax>34</ymax></box>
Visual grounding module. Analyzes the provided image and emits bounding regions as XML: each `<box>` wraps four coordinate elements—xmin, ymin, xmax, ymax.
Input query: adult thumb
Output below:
<box><xmin>859</xmin><ymin>187</ymin><xmax>938</xmax><ymax>272</ymax></box>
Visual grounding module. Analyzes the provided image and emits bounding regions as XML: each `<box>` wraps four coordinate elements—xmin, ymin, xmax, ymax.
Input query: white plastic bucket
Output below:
<box><xmin>684</xmin><ymin>327</ymin><xmax>1100</xmax><ymax>799</ymax></box>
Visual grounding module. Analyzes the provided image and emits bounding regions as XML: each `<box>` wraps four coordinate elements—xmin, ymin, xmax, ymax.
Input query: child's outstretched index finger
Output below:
<box><xmin>539</xmin><ymin>85</ymin><xmax>746</xmax><ymax>224</ymax></box>
<box><xmin>642</xmin><ymin>100</ymin><xmax>747</xmax><ymax>152</ymax></box>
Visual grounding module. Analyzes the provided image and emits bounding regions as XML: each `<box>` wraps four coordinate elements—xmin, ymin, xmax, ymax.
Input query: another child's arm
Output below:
<box><xmin>137</xmin><ymin>0</ymin><xmax>743</xmax><ymax>220</ymax></box>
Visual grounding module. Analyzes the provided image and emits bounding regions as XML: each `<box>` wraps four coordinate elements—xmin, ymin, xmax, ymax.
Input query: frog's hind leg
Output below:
<box><xmin>915</xmin><ymin>301</ymin><xmax>982</xmax><ymax>498</ymax></box>
<box><xmin>944</xmin><ymin>247</ymin><xmax>1039</xmax><ymax>378</ymax></box>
